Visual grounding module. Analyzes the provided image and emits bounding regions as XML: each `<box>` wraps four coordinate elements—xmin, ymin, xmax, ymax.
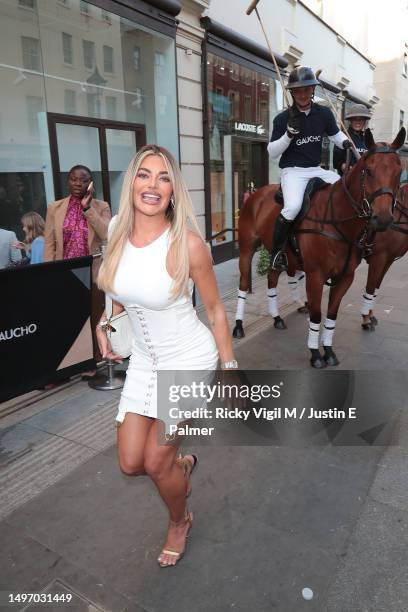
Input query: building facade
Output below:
<box><xmin>0</xmin><ymin>0</ymin><xmax>378</xmax><ymax>262</ymax></box>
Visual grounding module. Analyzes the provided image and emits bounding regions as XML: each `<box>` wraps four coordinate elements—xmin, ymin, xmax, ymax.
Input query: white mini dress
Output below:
<box><xmin>110</xmin><ymin>226</ymin><xmax>219</xmax><ymax>423</ymax></box>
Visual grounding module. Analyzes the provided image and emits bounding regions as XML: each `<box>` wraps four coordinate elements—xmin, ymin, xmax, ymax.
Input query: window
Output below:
<box><xmin>82</xmin><ymin>40</ymin><xmax>95</xmax><ymax>69</ymax></box>
<box><xmin>133</xmin><ymin>46</ymin><xmax>140</xmax><ymax>70</ymax></box>
<box><xmin>228</xmin><ymin>90</ymin><xmax>240</xmax><ymax>120</ymax></box>
<box><xmin>86</xmin><ymin>93</ymin><xmax>100</xmax><ymax>117</ymax></box>
<box><xmin>105</xmin><ymin>96</ymin><xmax>117</xmax><ymax>120</ymax></box>
<box><xmin>230</xmin><ymin>67</ymin><xmax>239</xmax><ymax>81</ymax></box>
<box><xmin>26</xmin><ymin>95</ymin><xmax>43</xmax><ymax>136</ymax></box>
<box><xmin>132</xmin><ymin>87</ymin><xmax>143</xmax><ymax>110</ymax></box>
<box><xmin>62</xmin><ymin>32</ymin><xmax>73</xmax><ymax>64</ymax></box>
<box><xmin>19</xmin><ymin>0</ymin><xmax>36</xmax><ymax>8</ymax></box>
<box><xmin>64</xmin><ymin>90</ymin><xmax>76</xmax><ymax>115</ymax></box>
<box><xmin>21</xmin><ymin>36</ymin><xmax>41</xmax><ymax>71</ymax></box>
<box><xmin>216</xmin><ymin>59</ymin><xmax>226</xmax><ymax>76</ymax></box>
<box><xmin>244</xmin><ymin>95</ymin><xmax>252</xmax><ymax>122</ymax></box>
<box><xmin>400</xmin><ymin>110</ymin><xmax>405</xmax><ymax>128</ymax></box>
<box><xmin>103</xmin><ymin>45</ymin><xmax>114</xmax><ymax>73</ymax></box>
<box><xmin>80</xmin><ymin>1</ymin><xmax>89</xmax><ymax>14</ymax></box>
<box><xmin>154</xmin><ymin>51</ymin><xmax>165</xmax><ymax>74</ymax></box>
<box><xmin>403</xmin><ymin>52</ymin><xmax>408</xmax><ymax>77</ymax></box>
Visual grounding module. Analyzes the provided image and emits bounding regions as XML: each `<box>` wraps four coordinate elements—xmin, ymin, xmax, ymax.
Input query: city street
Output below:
<box><xmin>1</xmin><ymin>255</ymin><xmax>407</xmax><ymax>611</ymax></box>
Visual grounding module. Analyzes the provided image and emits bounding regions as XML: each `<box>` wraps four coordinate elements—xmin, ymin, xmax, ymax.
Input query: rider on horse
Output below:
<box><xmin>333</xmin><ymin>103</ymin><xmax>370</xmax><ymax>175</ymax></box>
<box><xmin>267</xmin><ymin>66</ymin><xmax>352</xmax><ymax>271</ymax></box>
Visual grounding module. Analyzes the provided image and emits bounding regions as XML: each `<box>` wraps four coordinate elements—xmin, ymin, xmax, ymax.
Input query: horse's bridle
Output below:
<box><xmin>341</xmin><ymin>146</ymin><xmax>400</xmax><ymax>219</ymax></box>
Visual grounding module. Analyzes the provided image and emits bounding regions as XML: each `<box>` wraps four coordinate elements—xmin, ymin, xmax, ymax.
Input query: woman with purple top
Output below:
<box><xmin>44</xmin><ymin>165</ymin><xmax>111</xmax><ymax>376</ymax></box>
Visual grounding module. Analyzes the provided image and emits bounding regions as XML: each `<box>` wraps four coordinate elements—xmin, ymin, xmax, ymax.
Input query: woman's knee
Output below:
<box><xmin>118</xmin><ymin>454</ymin><xmax>145</xmax><ymax>476</ymax></box>
<box><xmin>144</xmin><ymin>454</ymin><xmax>170</xmax><ymax>480</ymax></box>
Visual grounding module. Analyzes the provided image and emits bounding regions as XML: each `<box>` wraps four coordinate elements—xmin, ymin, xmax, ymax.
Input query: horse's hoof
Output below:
<box><xmin>361</xmin><ymin>322</ymin><xmax>375</xmax><ymax>332</ymax></box>
<box><xmin>370</xmin><ymin>315</ymin><xmax>378</xmax><ymax>326</ymax></box>
<box><xmin>310</xmin><ymin>356</ymin><xmax>327</xmax><ymax>369</ymax></box>
<box><xmin>310</xmin><ymin>350</ymin><xmax>327</xmax><ymax>369</ymax></box>
<box><xmin>233</xmin><ymin>320</ymin><xmax>245</xmax><ymax>338</ymax></box>
<box><xmin>297</xmin><ymin>303</ymin><xmax>309</xmax><ymax>314</ymax></box>
<box><xmin>323</xmin><ymin>347</ymin><xmax>339</xmax><ymax>367</ymax></box>
<box><xmin>274</xmin><ymin>316</ymin><xmax>287</xmax><ymax>330</ymax></box>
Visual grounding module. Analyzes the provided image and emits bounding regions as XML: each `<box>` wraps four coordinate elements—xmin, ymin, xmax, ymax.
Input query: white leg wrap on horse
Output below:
<box><xmin>308</xmin><ymin>321</ymin><xmax>321</xmax><ymax>349</ymax></box>
<box><xmin>267</xmin><ymin>288</ymin><xmax>279</xmax><ymax>317</ymax></box>
<box><xmin>361</xmin><ymin>292</ymin><xmax>375</xmax><ymax>316</ymax></box>
<box><xmin>322</xmin><ymin>318</ymin><xmax>336</xmax><ymax>347</ymax></box>
<box><xmin>236</xmin><ymin>290</ymin><xmax>247</xmax><ymax>320</ymax></box>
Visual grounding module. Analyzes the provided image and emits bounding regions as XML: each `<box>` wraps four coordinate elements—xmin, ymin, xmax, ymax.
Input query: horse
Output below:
<box><xmin>360</xmin><ymin>181</ymin><xmax>408</xmax><ymax>330</ymax></box>
<box><xmin>233</xmin><ymin>127</ymin><xmax>405</xmax><ymax>368</ymax></box>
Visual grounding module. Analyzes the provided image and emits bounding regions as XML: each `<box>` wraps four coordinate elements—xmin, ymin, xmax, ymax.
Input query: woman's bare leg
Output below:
<box><xmin>144</xmin><ymin>421</ymin><xmax>191</xmax><ymax>566</ymax></box>
<box><xmin>116</xmin><ymin>413</ymin><xmax>154</xmax><ymax>475</ymax></box>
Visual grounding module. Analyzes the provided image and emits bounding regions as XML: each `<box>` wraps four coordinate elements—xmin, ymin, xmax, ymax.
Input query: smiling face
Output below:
<box><xmin>291</xmin><ymin>85</ymin><xmax>315</xmax><ymax>111</ymax></box>
<box><xmin>67</xmin><ymin>168</ymin><xmax>92</xmax><ymax>198</ymax></box>
<box><xmin>133</xmin><ymin>154</ymin><xmax>173</xmax><ymax>217</ymax></box>
<box><xmin>350</xmin><ymin>117</ymin><xmax>367</xmax><ymax>132</ymax></box>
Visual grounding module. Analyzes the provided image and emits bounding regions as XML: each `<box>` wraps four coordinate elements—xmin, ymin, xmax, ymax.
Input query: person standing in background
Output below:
<box><xmin>0</xmin><ymin>227</ymin><xmax>21</xmax><ymax>269</ymax></box>
<box><xmin>12</xmin><ymin>211</ymin><xmax>45</xmax><ymax>264</ymax></box>
<box><xmin>44</xmin><ymin>165</ymin><xmax>111</xmax><ymax>378</ymax></box>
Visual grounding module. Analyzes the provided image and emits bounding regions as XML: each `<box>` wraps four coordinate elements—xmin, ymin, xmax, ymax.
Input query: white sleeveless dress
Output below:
<box><xmin>110</xmin><ymin>226</ymin><xmax>219</xmax><ymax>423</ymax></box>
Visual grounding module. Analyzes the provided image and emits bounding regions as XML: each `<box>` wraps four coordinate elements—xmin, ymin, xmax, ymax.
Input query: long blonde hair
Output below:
<box><xmin>21</xmin><ymin>212</ymin><xmax>45</xmax><ymax>245</ymax></box>
<box><xmin>98</xmin><ymin>144</ymin><xmax>204</xmax><ymax>297</ymax></box>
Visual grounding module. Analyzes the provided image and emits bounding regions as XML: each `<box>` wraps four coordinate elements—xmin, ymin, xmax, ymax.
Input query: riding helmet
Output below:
<box><xmin>287</xmin><ymin>66</ymin><xmax>320</xmax><ymax>89</ymax></box>
<box><xmin>345</xmin><ymin>103</ymin><xmax>371</xmax><ymax>120</ymax></box>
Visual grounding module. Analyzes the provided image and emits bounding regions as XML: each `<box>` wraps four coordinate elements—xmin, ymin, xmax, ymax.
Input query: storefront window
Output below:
<box><xmin>206</xmin><ymin>52</ymin><xmax>282</xmax><ymax>246</ymax></box>
<box><xmin>0</xmin><ymin>0</ymin><xmax>178</xmax><ymax>235</ymax></box>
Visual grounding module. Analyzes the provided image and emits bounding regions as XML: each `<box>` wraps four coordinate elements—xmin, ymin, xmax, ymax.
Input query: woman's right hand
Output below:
<box><xmin>96</xmin><ymin>326</ymin><xmax>123</xmax><ymax>363</ymax></box>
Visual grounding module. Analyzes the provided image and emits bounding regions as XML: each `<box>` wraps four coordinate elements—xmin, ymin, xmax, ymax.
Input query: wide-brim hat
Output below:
<box><xmin>345</xmin><ymin>103</ymin><xmax>370</xmax><ymax>120</ymax></box>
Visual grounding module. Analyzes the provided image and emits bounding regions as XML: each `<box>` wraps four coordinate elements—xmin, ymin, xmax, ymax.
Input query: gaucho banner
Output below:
<box><xmin>0</xmin><ymin>256</ymin><xmax>95</xmax><ymax>402</ymax></box>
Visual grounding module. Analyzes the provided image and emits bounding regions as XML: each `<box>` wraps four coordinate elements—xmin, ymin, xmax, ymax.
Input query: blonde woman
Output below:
<box><xmin>12</xmin><ymin>211</ymin><xmax>45</xmax><ymax>264</ymax></box>
<box><xmin>97</xmin><ymin>144</ymin><xmax>237</xmax><ymax>568</ymax></box>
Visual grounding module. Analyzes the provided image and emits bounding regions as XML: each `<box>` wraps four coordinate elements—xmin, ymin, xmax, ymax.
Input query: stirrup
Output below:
<box><xmin>158</xmin><ymin>510</ymin><xmax>193</xmax><ymax>568</ymax></box>
<box><xmin>270</xmin><ymin>251</ymin><xmax>288</xmax><ymax>271</ymax></box>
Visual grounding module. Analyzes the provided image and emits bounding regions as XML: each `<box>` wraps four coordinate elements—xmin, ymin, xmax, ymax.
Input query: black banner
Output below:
<box><xmin>0</xmin><ymin>257</ymin><xmax>95</xmax><ymax>402</ymax></box>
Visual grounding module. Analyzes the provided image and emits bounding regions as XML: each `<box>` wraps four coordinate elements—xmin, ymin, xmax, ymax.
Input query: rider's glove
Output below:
<box><xmin>286</xmin><ymin>106</ymin><xmax>302</xmax><ymax>138</ymax></box>
<box><xmin>342</xmin><ymin>139</ymin><xmax>353</xmax><ymax>150</ymax></box>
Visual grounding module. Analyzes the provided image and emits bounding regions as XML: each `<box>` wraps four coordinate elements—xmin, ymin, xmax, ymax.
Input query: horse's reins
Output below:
<box><xmin>295</xmin><ymin>146</ymin><xmax>401</xmax><ymax>284</ymax></box>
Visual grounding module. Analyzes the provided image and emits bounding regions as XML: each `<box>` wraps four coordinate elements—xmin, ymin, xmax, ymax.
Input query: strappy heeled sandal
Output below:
<box><xmin>176</xmin><ymin>454</ymin><xmax>198</xmax><ymax>498</ymax></box>
<box><xmin>157</xmin><ymin>510</ymin><xmax>193</xmax><ymax>568</ymax></box>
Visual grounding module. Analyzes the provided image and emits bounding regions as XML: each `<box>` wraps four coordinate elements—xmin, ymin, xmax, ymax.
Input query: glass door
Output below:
<box><xmin>48</xmin><ymin>114</ymin><xmax>145</xmax><ymax>208</ymax></box>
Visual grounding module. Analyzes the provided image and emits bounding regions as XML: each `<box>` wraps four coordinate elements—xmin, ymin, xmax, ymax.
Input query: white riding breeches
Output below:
<box><xmin>280</xmin><ymin>166</ymin><xmax>340</xmax><ymax>221</ymax></box>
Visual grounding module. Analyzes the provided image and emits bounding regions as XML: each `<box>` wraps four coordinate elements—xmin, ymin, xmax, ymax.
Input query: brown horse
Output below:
<box><xmin>233</xmin><ymin>128</ymin><xmax>405</xmax><ymax>368</ymax></box>
<box><xmin>360</xmin><ymin>181</ymin><xmax>408</xmax><ymax>330</ymax></box>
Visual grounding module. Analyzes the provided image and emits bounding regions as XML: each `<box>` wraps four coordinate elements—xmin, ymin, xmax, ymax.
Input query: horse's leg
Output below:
<box><xmin>288</xmin><ymin>270</ymin><xmax>309</xmax><ymax>314</ymax></box>
<box><xmin>361</xmin><ymin>255</ymin><xmax>385</xmax><ymax>331</ymax></box>
<box><xmin>323</xmin><ymin>272</ymin><xmax>355</xmax><ymax>366</ymax></box>
<box><xmin>267</xmin><ymin>269</ymin><xmax>286</xmax><ymax>329</ymax></box>
<box><xmin>233</xmin><ymin>240</ymin><xmax>258</xmax><ymax>338</ymax></box>
<box><xmin>306</xmin><ymin>272</ymin><xmax>326</xmax><ymax>368</ymax></box>
<box><xmin>370</xmin><ymin>258</ymin><xmax>393</xmax><ymax>327</ymax></box>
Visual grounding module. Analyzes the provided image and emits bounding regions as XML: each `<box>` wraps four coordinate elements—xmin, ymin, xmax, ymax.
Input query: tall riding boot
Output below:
<box><xmin>270</xmin><ymin>213</ymin><xmax>293</xmax><ymax>271</ymax></box>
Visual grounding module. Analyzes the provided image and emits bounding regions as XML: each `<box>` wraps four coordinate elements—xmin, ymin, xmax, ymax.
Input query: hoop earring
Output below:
<box><xmin>170</xmin><ymin>195</ymin><xmax>175</xmax><ymax>209</ymax></box>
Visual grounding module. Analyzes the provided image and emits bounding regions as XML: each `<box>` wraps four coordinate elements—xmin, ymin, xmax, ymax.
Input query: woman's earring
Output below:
<box><xmin>170</xmin><ymin>195</ymin><xmax>175</xmax><ymax>209</ymax></box>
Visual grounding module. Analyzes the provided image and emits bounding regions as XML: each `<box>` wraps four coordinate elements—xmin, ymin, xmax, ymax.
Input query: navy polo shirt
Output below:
<box><xmin>270</xmin><ymin>103</ymin><xmax>339</xmax><ymax>169</ymax></box>
<box><xmin>333</xmin><ymin>128</ymin><xmax>367</xmax><ymax>174</ymax></box>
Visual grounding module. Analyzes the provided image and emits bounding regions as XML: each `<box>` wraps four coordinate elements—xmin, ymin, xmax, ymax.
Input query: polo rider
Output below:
<box><xmin>333</xmin><ymin>103</ymin><xmax>370</xmax><ymax>175</ymax></box>
<box><xmin>267</xmin><ymin>66</ymin><xmax>352</xmax><ymax>271</ymax></box>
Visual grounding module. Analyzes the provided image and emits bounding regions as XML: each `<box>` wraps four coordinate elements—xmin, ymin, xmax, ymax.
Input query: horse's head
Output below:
<box><xmin>357</xmin><ymin>127</ymin><xmax>406</xmax><ymax>231</ymax></box>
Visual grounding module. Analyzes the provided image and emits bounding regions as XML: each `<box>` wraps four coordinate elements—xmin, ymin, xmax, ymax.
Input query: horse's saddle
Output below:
<box><xmin>275</xmin><ymin>177</ymin><xmax>329</xmax><ymax>224</ymax></box>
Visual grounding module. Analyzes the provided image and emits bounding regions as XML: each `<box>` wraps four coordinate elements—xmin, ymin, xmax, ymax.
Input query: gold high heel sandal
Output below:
<box><xmin>176</xmin><ymin>454</ymin><xmax>198</xmax><ymax>498</ymax></box>
<box><xmin>157</xmin><ymin>510</ymin><xmax>193</xmax><ymax>568</ymax></box>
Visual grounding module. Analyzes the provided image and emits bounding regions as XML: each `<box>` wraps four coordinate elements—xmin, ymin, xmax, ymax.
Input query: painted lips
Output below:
<box><xmin>141</xmin><ymin>192</ymin><xmax>161</xmax><ymax>204</ymax></box>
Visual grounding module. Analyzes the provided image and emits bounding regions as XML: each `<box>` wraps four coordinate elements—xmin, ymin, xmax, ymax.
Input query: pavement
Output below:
<box><xmin>1</xmin><ymin>254</ymin><xmax>408</xmax><ymax>611</ymax></box>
